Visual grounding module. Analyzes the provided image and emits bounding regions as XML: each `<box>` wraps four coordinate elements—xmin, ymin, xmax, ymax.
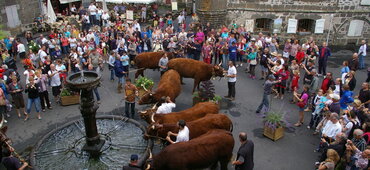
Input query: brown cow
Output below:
<box><xmin>146</xmin><ymin>114</ymin><xmax>233</xmax><ymax>140</ymax></box>
<box><xmin>138</xmin><ymin>69</ymin><xmax>181</xmax><ymax>105</ymax></box>
<box><xmin>139</xmin><ymin>102</ymin><xmax>219</xmax><ymax>124</ymax></box>
<box><xmin>134</xmin><ymin>52</ymin><xmax>175</xmax><ymax>78</ymax></box>
<box><xmin>146</xmin><ymin>129</ymin><xmax>234</xmax><ymax>170</ymax></box>
<box><xmin>168</xmin><ymin>58</ymin><xmax>224</xmax><ymax>92</ymax></box>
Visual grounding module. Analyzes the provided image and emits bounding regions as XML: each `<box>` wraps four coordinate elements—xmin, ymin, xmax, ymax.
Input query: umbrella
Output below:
<box><xmin>46</xmin><ymin>0</ymin><xmax>57</xmax><ymax>23</ymax></box>
<box><xmin>102</xmin><ymin>0</ymin><xmax>108</xmax><ymax>12</ymax></box>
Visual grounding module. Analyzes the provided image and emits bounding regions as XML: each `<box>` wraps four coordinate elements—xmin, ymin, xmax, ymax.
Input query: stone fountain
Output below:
<box><xmin>67</xmin><ymin>71</ymin><xmax>104</xmax><ymax>158</ymax></box>
<box><xmin>30</xmin><ymin>71</ymin><xmax>153</xmax><ymax>169</ymax></box>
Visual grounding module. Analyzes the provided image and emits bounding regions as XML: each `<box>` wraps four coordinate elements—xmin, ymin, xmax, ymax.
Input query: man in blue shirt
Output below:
<box><xmin>228</xmin><ymin>42</ymin><xmax>237</xmax><ymax>66</ymax></box>
<box><xmin>120</xmin><ymin>51</ymin><xmax>129</xmax><ymax>77</ymax></box>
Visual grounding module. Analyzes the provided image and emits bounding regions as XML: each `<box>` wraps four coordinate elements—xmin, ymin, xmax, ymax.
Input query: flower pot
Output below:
<box><xmin>263</xmin><ymin>126</ymin><xmax>284</xmax><ymax>141</ymax></box>
<box><xmin>60</xmin><ymin>95</ymin><xmax>80</xmax><ymax>106</ymax></box>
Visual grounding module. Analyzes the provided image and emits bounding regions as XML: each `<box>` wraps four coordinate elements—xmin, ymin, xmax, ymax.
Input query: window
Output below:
<box><xmin>255</xmin><ymin>18</ymin><xmax>273</xmax><ymax>32</ymax></box>
<box><xmin>348</xmin><ymin>20</ymin><xmax>364</xmax><ymax>36</ymax></box>
<box><xmin>297</xmin><ymin>19</ymin><xmax>315</xmax><ymax>33</ymax></box>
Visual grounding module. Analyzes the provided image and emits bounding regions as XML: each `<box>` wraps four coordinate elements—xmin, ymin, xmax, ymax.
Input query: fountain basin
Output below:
<box><xmin>66</xmin><ymin>71</ymin><xmax>101</xmax><ymax>91</ymax></box>
<box><xmin>30</xmin><ymin>115</ymin><xmax>153</xmax><ymax>170</ymax></box>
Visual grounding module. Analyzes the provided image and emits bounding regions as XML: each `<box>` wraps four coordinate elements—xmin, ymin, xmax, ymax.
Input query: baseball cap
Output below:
<box><xmin>130</xmin><ymin>154</ymin><xmax>138</xmax><ymax>161</ymax></box>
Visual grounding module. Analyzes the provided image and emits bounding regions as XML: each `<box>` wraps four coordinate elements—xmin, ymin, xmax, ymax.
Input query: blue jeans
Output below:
<box><xmin>118</xmin><ymin>77</ymin><xmax>125</xmax><ymax>84</ymax></box>
<box><xmin>187</xmin><ymin>53</ymin><xmax>194</xmax><ymax>59</ymax></box>
<box><xmin>62</xmin><ymin>46</ymin><xmax>69</xmax><ymax>54</ymax></box>
<box><xmin>110</xmin><ymin>69</ymin><xmax>115</xmax><ymax>80</ymax></box>
<box><xmin>256</xmin><ymin>94</ymin><xmax>270</xmax><ymax>112</ymax></box>
<box><xmin>222</xmin><ymin>54</ymin><xmax>228</xmax><ymax>69</ymax></box>
<box><xmin>359</xmin><ymin>54</ymin><xmax>365</xmax><ymax>69</ymax></box>
<box><xmin>93</xmin><ymin>88</ymin><xmax>101</xmax><ymax>101</ymax></box>
<box><xmin>27</xmin><ymin>97</ymin><xmax>41</xmax><ymax>114</ymax></box>
<box><xmin>125</xmin><ymin>102</ymin><xmax>135</xmax><ymax>118</ymax></box>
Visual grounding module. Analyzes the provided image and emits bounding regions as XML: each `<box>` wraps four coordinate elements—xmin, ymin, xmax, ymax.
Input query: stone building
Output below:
<box><xmin>0</xmin><ymin>0</ymin><xmax>41</xmax><ymax>33</ymax></box>
<box><xmin>197</xmin><ymin>0</ymin><xmax>370</xmax><ymax>45</ymax></box>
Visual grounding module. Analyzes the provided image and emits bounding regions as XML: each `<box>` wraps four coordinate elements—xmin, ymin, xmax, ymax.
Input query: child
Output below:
<box><xmin>307</xmin><ymin>89</ymin><xmax>324</xmax><ymax>129</ymax></box>
<box><xmin>291</xmin><ymin>70</ymin><xmax>300</xmax><ymax>103</ymax></box>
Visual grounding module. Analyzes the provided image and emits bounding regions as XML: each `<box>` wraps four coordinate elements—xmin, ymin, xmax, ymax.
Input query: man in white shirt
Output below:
<box><xmin>358</xmin><ymin>40</ymin><xmax>367</xmax><ymax>69</ymax></box>
<box><xmin>48</xmin><ymin>64</ymin><xmax>62</xmax><ymax>103</ymax></box>
<box><xmin>177</xmin><ymin>13</ymin><xmax>185</xmax><ymax>25</ymax></box>
<box><xmin>166</xmin><ymin>120</ymin><xmax>190</xmax><ymax>144</ymax></box>
<box><xmin>16</xmin><ymin>41</ymin><xmax>26</xmax><ymax>59</ymax></box>
<box><xmin>321</xmin><ymin>113</ymin><xmax>342</xmax><ymax>140</ymax></box>
<box><xmin>88</xmin><ymin>2</ymin><xmax>97</xmax><ymax>25</ymax></box>
<box><xmin>101</xmin><ymin>11</ymin><xmax>110</xmax><ymax>27</ymax></box>
<box><xmin>224</xmin><ymin>61</ymin><xmax>237</xmax><ymax>101</ymax></box>
<box><xmin>156</xmin><ymin>96</ymin><xmax>176</xmax><ymax>114</ymax></box>
<box><xmin>38</xmin><ymin>46</ymin><xmax>48</xmax><ymax>63</ymax></box>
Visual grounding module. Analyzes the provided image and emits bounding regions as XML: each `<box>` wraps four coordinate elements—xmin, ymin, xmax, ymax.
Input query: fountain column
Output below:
<box><xmin>80</xmin><ymin>88</ymin><xmax>104</xmax><ymax>157</ymax></box>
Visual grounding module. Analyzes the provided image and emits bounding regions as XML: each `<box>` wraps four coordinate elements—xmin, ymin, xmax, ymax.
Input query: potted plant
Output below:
<box><xmin>263</xmin><ymin>112</ymin><xmax>286</xmax><ymax>141</ymax></box>
<box><xmin>28</xmin><ymin>40</ymin><xmax>40</xmax><ymax>54</ymax></box>
<box><xmin>135</xmin><ymin>76</ymin><xmax>154</xmax><ymax>98</ymax></box>
<box><xmin>60</xmin><ymin>88</ymin><xmax>80</xmax><ymax>106</ymax></box>
<box><xmin>192</xmin><ymin>80</ymin><xmax>222</xmax><ymax>106</ymax></box>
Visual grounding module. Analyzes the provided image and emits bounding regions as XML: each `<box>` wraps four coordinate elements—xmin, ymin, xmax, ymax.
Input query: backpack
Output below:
<box><xmin>362</xmin><ymin>132</ymin><xmax>370</xmax><ymax>145</ymax></box>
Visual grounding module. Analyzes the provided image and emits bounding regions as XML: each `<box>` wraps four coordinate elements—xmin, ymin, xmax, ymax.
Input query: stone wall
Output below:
<box><xmin>0</xmin><ymin>0</ymin><xmax>40</xmax><ymax>34</ymax></box>
<box><xmin>223</xmin><ymin>0</ymin><xmax>370</xmax><ymax>45</ymax></box>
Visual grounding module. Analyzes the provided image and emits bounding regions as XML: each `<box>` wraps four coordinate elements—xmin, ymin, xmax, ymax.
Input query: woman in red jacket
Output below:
<box><xmin>295</xmin><ymin>47</ymin><xmax>305</xmax><ymax>64</ymax></box>
<box><xmin>275</xmin><ymin>64</ymin><xmax>290</xmax><ymax>99</ymax></box>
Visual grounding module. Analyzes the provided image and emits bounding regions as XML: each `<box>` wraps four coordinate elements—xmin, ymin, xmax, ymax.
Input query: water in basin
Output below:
<box><xmin>33</xmin><ymin>118</ymin><xmax>148</xmax><ymax>170</ymax></box>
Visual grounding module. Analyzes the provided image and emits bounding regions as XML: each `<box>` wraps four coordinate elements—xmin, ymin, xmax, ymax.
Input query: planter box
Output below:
<box><xmin>263</xmin><ymin>126</ymin><xmax>284</xmax><ymax>141</ymax></box>
<box><xmin>60</xmin><ymin>95</ymin><xmax>80</xmax><ymax>106</ymax></box>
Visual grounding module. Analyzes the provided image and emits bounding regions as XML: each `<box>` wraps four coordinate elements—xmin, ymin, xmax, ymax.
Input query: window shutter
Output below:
<box><xmin>245</xmin><ymin>19</ymin><xmax>254</xmax><ymax>33</ymax></box>
<box><xmin>348</xmin><ymin>20</ymin><xmax>364</xmax><ymax>36</ymax></box>
<box><xmin>314</xmin><ymin>19</ymin><xmax>325</xmax><ymax>34</ymax></box>
<box><xmin>287</xmin><ymin>19</ymin><xmax>297</xmax><ymax>34</ymax></box>
<box><xmin>273</xmin><ymin>18</ymin><xmax>282</xmax><ymax>33</ymax></box>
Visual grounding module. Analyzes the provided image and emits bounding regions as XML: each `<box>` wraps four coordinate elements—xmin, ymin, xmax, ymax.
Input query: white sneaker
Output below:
<box><xmin>236</xmin><ymin>64</ymin><xmax>239</xmax><ymax>67</ymax></box>
<box><xmin>4</xmin><ymin>119</ymin><xmax>7</xmax><ymax>123</ymax></box>
<box><xmin>240</xmin><ymin>63</ymin><xmax>243</xmax><ymax>66</ymax></box>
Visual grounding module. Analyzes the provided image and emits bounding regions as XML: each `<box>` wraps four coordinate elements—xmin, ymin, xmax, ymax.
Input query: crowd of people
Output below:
<box><xmin>0</xmin><ymin>1</ymin><xmax>368</xmax><ymax>169</ymax></box>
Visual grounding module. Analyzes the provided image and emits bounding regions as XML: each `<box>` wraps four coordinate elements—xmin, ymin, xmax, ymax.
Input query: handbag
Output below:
<box><xmin>297</xmin><ymin>101</ymin><xmax>305</xmax><ymax>108</ymax></box>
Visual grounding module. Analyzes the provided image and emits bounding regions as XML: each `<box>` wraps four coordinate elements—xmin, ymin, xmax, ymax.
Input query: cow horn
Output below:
<box><xmin>149</xmin><ymin>150</ymin><xmax>153</xmax><ymax>159</ymax></box>
<box><xmin>152</xmin><ymin>103</ymin><xmax>158</xmax><ymax>110</ymax></box>
<box><xmin>145</xmin><ymin>164</ymin><xmax>151</xmax><ymax>170</ymax></box>
<box><xmin>142</xmin><ymin>85</ymin><xmax>149</xmax><ymax>92</ymax></box>
<box><xmin>218</xmin><ymin>61</ymin><xmax>222</xmax><ymax>66</ymax></box>
<box><xmin>151</xmin><ymin>124</ymin><xmax>155</xmax><ymax>130</ymax></box>
<box><xmin>151</xmin><ymin>113</ymin><xmax>155</xmax><ymax>123</ymax></box>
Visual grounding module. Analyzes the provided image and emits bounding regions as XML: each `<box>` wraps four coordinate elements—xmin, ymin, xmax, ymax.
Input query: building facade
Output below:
<box><xmin>197</xmin><ymin>0</ymin><xmax>370</xmax><ymax>45</ymax></box>
<box><xmin>0</xmin><ymin>0</ymin><xmax>41</xmax><ymax>33</ymax></box>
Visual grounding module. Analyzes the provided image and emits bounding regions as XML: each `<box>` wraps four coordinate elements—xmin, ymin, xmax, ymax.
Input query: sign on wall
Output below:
<box><xmin>273</xmin><ymin>18</ymin><xmax>282</xmax><ymax>33</ymax></box>
<box><xmin>360</xmin><ymin>0</ymin><xmax>370</xmax><ymax>5</ymax></box>
<box><xmin>245</xmin><ymin>19</ymin><xmax>254</xmax><ymax>32</ymax></box>
<box><xmin>347</xmin><ymin>20</ymin><xmax>364</xmax><ymax>36</ymax></box>
<box><xmin>314</xmin><ymin>19</ymin><xmax>325</xmax><ymax>34</ymax></box>
<box><xmin>287</xmin><ymin>19</ymin><xmax>297</xmax><ymax>34</ymax></box>
<box><xmin>172</xmin><ymin>2</ymin><xmax>178</xmax><ymax>11</ymax></box>
<box><xmin>126</xmin><ymin>10</ymin><xmax>134</xmax><ymax>21</ymax></box>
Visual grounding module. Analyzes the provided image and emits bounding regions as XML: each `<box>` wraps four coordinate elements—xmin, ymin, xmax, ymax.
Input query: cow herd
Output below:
<box><xmin>133</xmin><ymin>52</ymin><xmax>234</xmax><ymax>170</ymax></box>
